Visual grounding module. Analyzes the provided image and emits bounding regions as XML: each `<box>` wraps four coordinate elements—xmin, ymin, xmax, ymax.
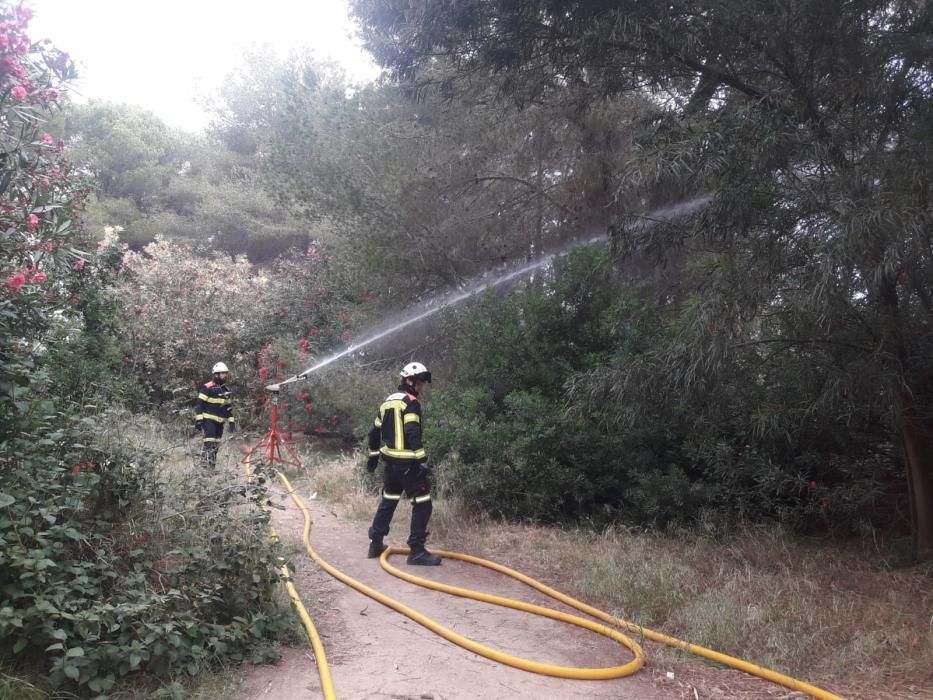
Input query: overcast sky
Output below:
<box><xmin>28</xmin><ymin>0</ymin><xmax>379</xmax><ymax>132</ymax></box>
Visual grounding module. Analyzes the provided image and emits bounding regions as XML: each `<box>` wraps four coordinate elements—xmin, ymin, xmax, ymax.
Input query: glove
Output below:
<box><xmin>417</xmin><ymin>460</ymin><xmax>434</xmax><ymax>478</ymax></box>
<box><xmin>194</xmin><ymin>420</ymin><xmax>203</xmax><ymax>434</ymax></box>
<box><xmin>366</xmin><ymin>456</ymin><xmax>379</xmax><ymax>473</ymax></box>
<box><xmin>228</xmin><ymin>422</ymin><xmax>237</xmax><ymax>434</ymax></box>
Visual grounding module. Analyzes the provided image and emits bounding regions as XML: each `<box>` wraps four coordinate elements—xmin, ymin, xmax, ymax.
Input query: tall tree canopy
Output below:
<box><xmin>350</xmin><ymin>0</ymin><xmax>933</xmax><ymax>559</ymax></box>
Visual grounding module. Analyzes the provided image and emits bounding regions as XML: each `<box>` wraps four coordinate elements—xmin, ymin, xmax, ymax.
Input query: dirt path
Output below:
<box><xmin>235</xmin><ymin>483</ymin><xmax>689</xmax><ymax>700</ymax></box>
<box><xmin>230</xmin><ymin>473</ymin><xmax>904</xmax><ymax>700</ymax></box>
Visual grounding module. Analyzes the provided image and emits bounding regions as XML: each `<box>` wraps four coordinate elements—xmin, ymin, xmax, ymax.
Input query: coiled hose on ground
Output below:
<box><xmin>269</xmin><ymin>469</ymin><xmax>843</xmax><ymax>700</ymax></box>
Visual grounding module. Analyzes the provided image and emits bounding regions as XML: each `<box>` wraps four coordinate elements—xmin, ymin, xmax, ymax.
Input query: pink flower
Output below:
<box><xmin>259</xmin><ymin>367</ymin><xmax>268</xmax><ymax>381</ymax></box>
<box><xmin>5</xmin><ymin>272</ymin><xmax>25</xmax><ymax>291</ymax></box>
<box><xmin>42</xmin><ymin>133</ymin><xmax>53</xmax><ymax>145</ymax></box>
<box><xmin>308</xmin><ymin>327</ymin><xmax>318</xmax><ymax>336</ymax></box>
<box><xmin>27</xmin><ymin>213</ymin><xmax>38</xmax><ymax>231</ymax></box>
<box><xmin>340</xmin><ymin>330</ymin><xmax>352</xmax><ymax>341</ymax></box>
<box><xmin>74</xmin><ymin>259</ymin><xmax>85</xmax><ymax>270</ymax></box>
<box><xmin>10</xmin><ymin>85</ymin><xmax>25</xmax><ymax>100</ymax></box>
<box><xmin>30</xmin><ymin>271</ymin><xmax>46</xmax><ymax>283</ymax></box>
<box><xmin>306</xmin><ymin>404</ymin><xmax>314</xmax><ymax>412</ymax></box>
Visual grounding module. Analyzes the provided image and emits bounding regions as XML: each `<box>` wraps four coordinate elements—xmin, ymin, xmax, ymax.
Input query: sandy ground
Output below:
<box><xmin>234</xmin><ymin>481</ymin><xmax>918</xmax><ymax>700</ymax></box>
<box><xmin>237</xmin><ymin>488</ymin><xmax>672</xmax><ymax>700</ymax></box>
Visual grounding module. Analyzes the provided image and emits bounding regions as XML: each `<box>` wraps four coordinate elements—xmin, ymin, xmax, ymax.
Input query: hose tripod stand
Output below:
<box><xmin>242</xmin><ymin>391</ymin><xmax>305</xmax><ymax>471</ymax></box>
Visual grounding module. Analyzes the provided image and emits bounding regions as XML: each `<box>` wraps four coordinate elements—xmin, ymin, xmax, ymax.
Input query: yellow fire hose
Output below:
<box><xmin>271</xmin><ymin>470</ymin><xmax>843</xmax><ymax>700</ymax></box>
<box><xmin>268</xmin><ymin>523</ymin><xmax>337</xmax><ymax>700</ymax></box>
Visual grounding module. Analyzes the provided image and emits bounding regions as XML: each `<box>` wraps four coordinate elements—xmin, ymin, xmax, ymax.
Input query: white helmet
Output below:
<box><xmin>400</xmin><ymin>361</ymin><xmax>431</xmax><ymax>383</ymax></box>
<box><xmin>212</xmin><ymin>362</ymin><xmax>230</xmax><ymax>373</ymax></box>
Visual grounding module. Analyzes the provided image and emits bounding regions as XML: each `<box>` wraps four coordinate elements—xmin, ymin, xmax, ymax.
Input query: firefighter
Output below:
<box><xmin>366</xmin><ymin>362</ymin><xmax>441</xmax><ymax>565</ymax></box>
<box><xmin>194</xmin><ymin>362</ymin><xmax>236</xmax><ymax>468</ymax></box>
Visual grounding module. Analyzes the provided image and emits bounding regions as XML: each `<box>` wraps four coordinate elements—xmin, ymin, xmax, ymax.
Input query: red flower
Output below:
<box><xmin>306</xmin><ymin>404</ymin><xmax>314</xmax><ymax>412</ymax></box>
<box><xmin>308</xmin><ymin>327</ymin><xmax>318</xmax><ymax>336</ymax></box>
<box><xmin>331</xmin><ymin>415</ymin><xmax>338</xmax><ymax>425</ymax></box>
<box><xmin>27</xmin><ymin>213</ymin><xmax>38</xmax><ymax>231</ymax></box>
<box><xmin>5</xmin><ymin>272</ymin><xmax>25</xmax><ymax>292</ymax></box>
<box><xmin>30</xmin><ymin>270</ymin><xmax>46</xmax><ymax>283</ymax></box>
<box><xmin>259</xmin><ymin>367</ymin><xmax>268</xmax><ymax>381</ymax></box>
<box><xmin>809</xmin><ymin>480</ymin><xmax>817</xmax><ymax>489</ymax></box>
<box><xmin>10</xmin><ymin>84</ymin><xmax>26</xmax><ymax>100</ymax></box>
<box><xmin>74</xmin><ymin>259</ymin><xmax>85</xmax><ymax>270</ymax></box>
<box><xmin>340</xmin><ymin>330</ymin><xmax>352</xmax><ymax>341</ymax></box>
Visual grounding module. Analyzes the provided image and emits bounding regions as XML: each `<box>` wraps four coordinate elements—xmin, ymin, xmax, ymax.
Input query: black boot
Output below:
<box><xmin>368</xmin><ymin>539</ymin><xmax>388</xmax><ymax>559</ymax></box>
<box><xmin>407</xmin><ymin>544</ymin><xmax>441</xmax><ymax>566</ymax></box>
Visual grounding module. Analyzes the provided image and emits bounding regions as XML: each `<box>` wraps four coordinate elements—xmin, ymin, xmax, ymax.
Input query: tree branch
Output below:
<box><xmin>471</xmin><ymin>174</ymin><xmax>575</xmax><ymax>216</ymax></box>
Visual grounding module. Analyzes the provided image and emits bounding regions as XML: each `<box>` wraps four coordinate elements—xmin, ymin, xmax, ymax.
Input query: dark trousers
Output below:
<box><xmin>201</xmin><ymin>421</ymin><xmax>224</xmax><ymax>469</ymax></box>
<box><xmin>368</xmin><ymin>461</ymin><xmax>432</xmax><ymax>547</ymax></box>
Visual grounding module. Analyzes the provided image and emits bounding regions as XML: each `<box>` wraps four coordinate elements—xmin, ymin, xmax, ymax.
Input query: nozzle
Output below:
<box><xmin>265</xmin><ymin>383</ymin><xmax>281</xmax><ymax>392</ymax></box>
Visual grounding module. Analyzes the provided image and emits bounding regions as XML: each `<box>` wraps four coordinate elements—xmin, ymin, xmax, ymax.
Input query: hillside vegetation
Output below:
<box><xmin>2</xmin><ymin>1</ymin><xmax>932</xmax><ymax>696</ymax></box>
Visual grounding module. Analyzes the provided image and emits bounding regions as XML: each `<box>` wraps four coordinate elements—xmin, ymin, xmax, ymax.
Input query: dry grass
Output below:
<box><xmin>278</xmin><ymin>445</ymin><xmax>377</xmax><ymax>522</ymax></box>
<box><xmin>299</xmin><ymin>455</ymin><xmax>933</xmax><ymax>694</ymax></box>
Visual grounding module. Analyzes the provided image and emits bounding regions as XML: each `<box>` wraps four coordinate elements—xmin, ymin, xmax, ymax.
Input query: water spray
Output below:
<box><xmin>265</xmin><ymin>195</ymin><xmax>711</xmax><ymax>392</ymax></box>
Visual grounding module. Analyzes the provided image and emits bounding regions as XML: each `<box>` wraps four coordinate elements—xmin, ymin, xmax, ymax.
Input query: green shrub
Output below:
<box><xmin>427</xmin><ymin>245</ymin><xmax>901</xmax><ymax>532</ymax></box>
<box><xmin>0</xmin><ymin>420</ymin><xmax>287</xmax><ymax>696</ymax></box>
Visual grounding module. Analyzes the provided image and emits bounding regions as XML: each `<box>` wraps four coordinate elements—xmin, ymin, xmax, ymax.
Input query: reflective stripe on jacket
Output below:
<box><xmin>367</xmin><ymin>390</ymin><xmax>426</xmax><ymax>462</ymax></box>
<box><xmin>195</xmin><ymin>380</ymin><xmax>235</xmax><ymax>424</ymax></box>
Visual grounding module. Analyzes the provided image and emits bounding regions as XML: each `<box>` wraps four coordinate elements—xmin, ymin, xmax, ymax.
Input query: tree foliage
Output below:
<box><xmin>350</xmin><ymin>0</ymin><xmax>933</xmax><ymax>557</ymax></box>
<box><xmin>0</xmin><ymin>6</ymin><xmax>291</xmax><ymax>695</ymax></box>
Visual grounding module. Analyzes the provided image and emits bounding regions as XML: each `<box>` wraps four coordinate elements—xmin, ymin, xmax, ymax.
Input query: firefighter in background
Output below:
<box><xmin>194</xmin><ymin>362</ymin><xmax>236</xmax><ymax>468</ymax></box>
<box><xmin>366</xmin><ymin>362</ymin><xmax>441</xmax><ymax>565</ymax></box>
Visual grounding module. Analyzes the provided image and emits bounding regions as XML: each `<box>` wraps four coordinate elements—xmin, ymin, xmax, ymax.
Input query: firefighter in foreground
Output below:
<box><xmin>366</xmin><ymin>362</ymin><xmax>441</xmax><ymax>565</ymax></box>
<box><xmin>194</xmin><ymin>362</ymin><xmax>236</xmax><ymax>468</ymax></box>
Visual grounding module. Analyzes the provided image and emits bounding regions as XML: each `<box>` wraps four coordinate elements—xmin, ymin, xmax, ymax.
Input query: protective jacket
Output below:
<box><xmin>367</xmin><ymin>388</ymin><xmax>426</xmax><ymax>464</ymax></box>
<box><xmin>195</xmin><ymin>380</ymin><xmax>235</xmax><ymax>428</ymax></box>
